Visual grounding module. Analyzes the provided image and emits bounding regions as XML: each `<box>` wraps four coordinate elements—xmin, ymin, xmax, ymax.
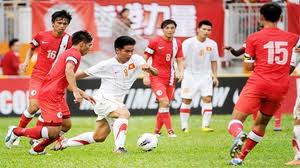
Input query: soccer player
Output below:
<box><xmin>179</xmin><ymin>20</ymin><xmax>219</xmax><ymax>132</ymax></box>
<box><xmin>5</xmin><ymin>30</ymin><xmax>95</xmax><ymax>154</ymax></box>
<box><xmin>52</xmin><ymin>36</ymin><xmax>158</xmax><ymax>153</ymax></box>
<box><xmin>17</xmin><ymin>10</ymin><xmax>72</xmax><ymax>135</ymax></box>
<box><xmin>143</xmin><ymin>19</ymin><xmax>184</xmax><ymax>137</ymax></box>
<box><xmin>227</xmin><ymin>3</ymin><xmax>300</xmax><ymax>165</ymax></box>
<box><xmin>225</xmin><ymin>26</ymin><xmax>283</xmax><ymax>132</ymax></box>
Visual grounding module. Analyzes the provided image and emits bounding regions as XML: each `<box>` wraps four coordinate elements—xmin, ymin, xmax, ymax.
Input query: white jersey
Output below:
<box><xmin>85</xmin><ymin>54</ymin><xmax>146</xmax><ymax>101</ymax></box>
<box><xmin>182</xmin><ymin>37</ymin><xmax>219</xmax><ymax>76</ymax></box>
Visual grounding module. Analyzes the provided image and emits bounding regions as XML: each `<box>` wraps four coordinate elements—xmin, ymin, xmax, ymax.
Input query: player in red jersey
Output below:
<box><xmin>227</xmin><ymin>3</ymin><xmax>300</xmax><ymax>165</ymax></box>
<box><xmin>224</xmin><ymin>22</ymin><xmax>283</xmax><ymax>132</ymax></box>
<box><xmin>17</xmin><ymin>10</ymin><xmax>73</xmax><ymax>134</ymax></box>
<box><xmin>5</xmin><ymin>30</ymin><xmax>95</xmax><ymax>154</ymax></box>
<box><xmin>144</xmin><ymin>19</ymin><xmax>184</xmax><ymax>137</ymax></box>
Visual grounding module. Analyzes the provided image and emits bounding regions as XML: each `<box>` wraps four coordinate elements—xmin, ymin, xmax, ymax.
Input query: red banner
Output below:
<box><xmin>95</xmin><ymin>0</ymin><xmax>224</xmax><ymax>56</ymax></box>
<box><xmin>287</xmin><ymin>2</ymin><xmax>300</xmax><ymax>35</ymax></box>
<box><xmin>31</xmin><ymin>1</ymin><xmax>100</xmax><ymax>50</ymax></box>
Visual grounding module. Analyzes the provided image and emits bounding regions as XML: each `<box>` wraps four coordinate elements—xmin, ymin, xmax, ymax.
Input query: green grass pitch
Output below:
<box><xmin>0</xmin><ymin>115</ymin><xmax>295</xmax><ymax>168</ymax></box>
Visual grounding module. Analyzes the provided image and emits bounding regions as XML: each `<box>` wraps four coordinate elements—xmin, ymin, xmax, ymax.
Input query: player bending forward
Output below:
<box><xmin>53</xmin><ymin>36</ymin><xmax>158</xmax><ymax>153</ymax></box>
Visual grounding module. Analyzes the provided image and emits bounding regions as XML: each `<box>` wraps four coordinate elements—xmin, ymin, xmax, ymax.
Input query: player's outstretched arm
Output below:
<box><xmin>141</xmin><ymin>64</ymin><xmax>158</xmax><ymax>76</ymax></box>
<box><xmin>75</xmin><ymin>70</ymin><xmax>90</xmax><ymax>80</ymax></box>
<box><xmin>176</xmin><ymin>58</ymin><xmax>184</xmax><ymax>82</ymax></box>
<box><xmin>224</xmin><ymin>46</ymin><xmax>245</xmax><ymax>57</ymax></box>
<box><xmin>65</xmin><ymin>62</ymin><xmax>82</xmax><ymax>103</ymax></box>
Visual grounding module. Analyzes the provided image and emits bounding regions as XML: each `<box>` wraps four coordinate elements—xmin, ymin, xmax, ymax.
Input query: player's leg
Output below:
<box><xmin>201</xmin><ymin>96</ymin><xmax>213</xmax><ymax>132</ymax></box>
<box><xmin>231</xmin><ymin>111</ymin><xmax>272</xmax><ymax>166</ymax></box>
<box><xmin>151</xmin><ymin>81</ymin><xmax>168</xmax><ymax>135</ymax></box>
<box><xmin>199</xmin><ymin>76</ymin><xmax>214</xmax><ymax>132</ymax></box>
<box><xmin>54</xmin><ymin>119</ymin><xmax>111</xmax><ymax>150</ymax></box>
<box><xmin>180</xmin><ymin>73</ymin><xmax>195</xmax><ymax>132</ymax></box>
<box><xmin>273</xmin><ymin>109</ymin><xmax>282</xmax><ymax>131</ymax></box>
<box><xmin>163</xmin><ymin>85</ymin><xmax>176</xmax><ymax>137</ymax></box>
<box><xmin>18</xmin><ymin>79</ymin><xmax>42</xmax><ymax>128</ymax></box>
<box><xmin>180</xmin><ymin>98</ymin><xmax>192</xmax><ymax>132</ymax></box>
<box><xmin>228</xmin><ymin>87</ymin><xmax>260</xmax><ymax>158</ymax></box>
<box><xmin>110</xmin><ymin>107</ymin><xmax>130</xmax><ymax>153</ymax></box>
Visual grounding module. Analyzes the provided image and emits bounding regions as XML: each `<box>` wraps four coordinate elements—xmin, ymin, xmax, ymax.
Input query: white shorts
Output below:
<box><xmin>181</xmin><ymin>72</ymin><xmax>213</xmax><ymax>99</ymax></box>
<box><xmin>94</xmin><ymin>93</ymin><xmax>126</xmax><ymax>124</ymax></box>
<box><xmin>294</xmin><ymin>96</ymin><xmax>300</xmax><ymax>119</ymax></box>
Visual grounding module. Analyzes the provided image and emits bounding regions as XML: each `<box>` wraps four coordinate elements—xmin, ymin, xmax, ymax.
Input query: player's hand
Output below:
<box><xmin>224</xmin><ymin>46</ymin><xmax>233</xmax><ymax>51</ymax></box>
<box><xmin>213</xmin><ymin>76</ymin><xmax>219</xmax><ymax>87</ymax></box>
<box><xmin>19</xmin><ymin>62</ymin><xmax>29</xmax><ymax>73</ymax></box>
<box><xmin>83</xmin><ymin>94</ymin><xmax>96</xmax><ymax>105</ymax></box>
<box><xmin>295</xmin><ymin>47</ymin><xmax>300</xmax><ymax>53</ymax></box>
<box><xmin>142</xmin><ymin>64</ymin><xmax>151</xmax><ymax>72</ymax></box>
<box><xmin>73</xmin><ymin>90</ymin><xmax>83</xmax><ymax>104</ymax></box>
<box><xmin>177</xmin><ymin>71</ymin><xmax>184</xmax><ymax>82</ymax></box>
<box><xmin>143</xmin><ymin>76</ymin><xmax>150</xmax><ymax>86</ymax></box>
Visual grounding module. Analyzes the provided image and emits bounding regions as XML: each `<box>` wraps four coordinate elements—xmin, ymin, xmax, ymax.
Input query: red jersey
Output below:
<box><xmin>144</xmin><ymin>36</ymin><xmax>183</xmax><ymax>85</ymax></box>
<box><xmin>30</xmin><ymin>31</ymin><xmax>72</xmax><ymax>80</ymax></box>
<box><xmin>1</xmin><ymin>50</ymin><xmax>20</xmax><ymax>75</ymax></box>
<box><xmin>39</xmin><ymin>48</ymin><xmax>81</xmax><ymax>103</ymax></box>
<box><xmin>245</xmin><ymin>27</ymin><xmax>299</xmax><ymax>93</ymax></box>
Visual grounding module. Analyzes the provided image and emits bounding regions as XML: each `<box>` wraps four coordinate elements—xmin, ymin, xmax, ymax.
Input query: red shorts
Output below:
<box><xmin>28</xmin><ymin>77</ymin><xmax>43</xmax><ymax>99</ymax></box>
<box><xmin>150</xmin><ymin>78</ymin><xmax>175</xmax><ymax>101</ymax></box>
<box><xmin>234</xmin><ymin>84</ymin><xmax>285</xmax><ymax>116</ymax></box>
<box><xmin>38</xmin><ymin>99</ymin><xmax>70</xmax><ymax>126</ymax></box>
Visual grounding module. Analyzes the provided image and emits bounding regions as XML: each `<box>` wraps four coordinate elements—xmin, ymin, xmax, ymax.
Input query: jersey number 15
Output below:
<box><xmin>264</xmin><ymin>41</ymin><xmax>288</xmax><ymax>65</ymax></box>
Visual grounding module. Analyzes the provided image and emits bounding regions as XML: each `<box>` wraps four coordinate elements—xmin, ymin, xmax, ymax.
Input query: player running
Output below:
<box><xmin>227</xmin><ymin>3</ymin><xmax>300</xmax><ymax>165</ymax></box>
<box><xmin>179</xmin><ymin>20</ymin><xmax>219</xmax><ymax>132</ymax></box>
<box><xmin>52</xmin><ymin>36</ymin><xmax>158</xmax><ymax>153</ymax></box>
<box><xmin>5</xmin><ymin>30</ymin><xmax>95</xmax><ymax>154</ymax></box>
<box><xmin>16</xmin><ymin>10</ymin><xmax>73</xmax><ymax>141</ymax></box>
<box><xmin>143</xmin><ymin>19</ymin><xmax>184</xmax><ymax>137</ymax></box>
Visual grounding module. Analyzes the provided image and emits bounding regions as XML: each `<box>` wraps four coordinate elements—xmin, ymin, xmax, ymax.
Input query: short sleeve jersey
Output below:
<box><xmin>85</xmin><ymin>54</ymin><xmax>146</xmax><ymax>100</ymax></box>
<box><xmin>30</xmin><ymin>31</ymin><xmax>72</xmax><ymax>80</ymax></box>
<box><xmin>39</xmin><ymin>48</ymin><xmax>81</xmax><ymax>103</ymax></box>
<box><xmin>182</xmin><ymin>37</ymin><xmax>218</xmax><ymax>76</ymax></box>
<box><xmin>245</xmin><ymin>27</ymin><xmax>300</xmax><ymax>91</ymax></box>
<box><xmin>144</xmin><ymin>36</ymin><xmax>183</xmax><ymax>84</ymax></box>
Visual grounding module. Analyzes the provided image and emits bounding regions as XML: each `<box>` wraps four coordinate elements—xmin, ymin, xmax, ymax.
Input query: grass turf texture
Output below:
<box><xmin>0</xmin><ymin>115</ymin><xmax>295</xmax><ymax>168</ymax></box>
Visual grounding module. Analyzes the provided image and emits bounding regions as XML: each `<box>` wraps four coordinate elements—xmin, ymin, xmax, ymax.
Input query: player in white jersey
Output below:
<box><xmin>180</xmin><ymin>20</ymin><xmax>219</xmax><ymax>132</ymax></box>
<box><xmin>52</xmin><ymin>36</ymin><xmax>158</xmax><ymax>153</ymax></box>
<box><xmin>286</xmin><ymin>44</ymin><xmax>300</xmax><ymax>165</ymax></box>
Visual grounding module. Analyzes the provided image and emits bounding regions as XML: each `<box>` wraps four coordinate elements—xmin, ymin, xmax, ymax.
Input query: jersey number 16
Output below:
<box><xmin>264</xmin><ymin>41</ymin><xmax>288</xmax><ymax>65</ymax></box>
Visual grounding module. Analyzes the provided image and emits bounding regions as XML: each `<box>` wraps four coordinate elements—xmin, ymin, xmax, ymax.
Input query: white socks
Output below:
<box><xmin>23</xmin><ymin>109</ymin><xmax>35</xmax><ymax>118</ymax></box>
<box><xmin>201</xmin><ymin>102</ymin><xmax>212</xmax><ymax>128</ymax></box>
<box><xmin>65</xmin><ymin>132</ymin><xmax>95</xmax><ymax>147</ymax></box>
<box><xmin>180</xmin><ymin>103</ymin><xmax>191</xmax><ymax>130</ymax></box>
<box><xmin>113</xmin><ymin>118</ymin><xmax>128</xmax><ymax>149</ymax></box>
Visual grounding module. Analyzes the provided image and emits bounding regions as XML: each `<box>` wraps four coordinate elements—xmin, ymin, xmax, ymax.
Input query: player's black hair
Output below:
<box><xmin>114</xmin><ymin>36</ymin><xmax>136</xmax><ymax>50</ymax></box>
<box><xmin>120</xmin><ymin>8</ymin><xmax>129</xmax><ymax>16</ymax></box>
<box><xmin>198</xmin><ymin>20</ymin><xmax>213</xmax><ymax>28</ymax></box>
<box><xmin>9</xmin><ymin>38</ymin><xmax>19</xmax><ymax>48</ymax></box>
<box><xmin>72</xmin><ymin>30</ymin><xmax>93</xmax><ymax>45</ymax></box>
<box><xmin>160</xmin><ymin>19</ymin><xmax>177</xmax><ymax>29</ymax></box>
<box><xmin>51</xmin><ymin>10</ymin><xmax>72</xmax><ymax>24</ymax></box>
<box><xmin>260</xmin><ymin>3</ymin><xmax>282</xmax><ymax>22</ymax></box>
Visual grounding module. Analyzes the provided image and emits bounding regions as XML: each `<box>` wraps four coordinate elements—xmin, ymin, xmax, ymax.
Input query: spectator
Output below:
<box><xmin>118</xmin><ymin>8</ymin><xmax>133</xmax><ymax>28</ymax></box>
<box><xmin>1</xmin><ymin>38</ymin><xmax>21</xmax><ymax>75</ymax></box>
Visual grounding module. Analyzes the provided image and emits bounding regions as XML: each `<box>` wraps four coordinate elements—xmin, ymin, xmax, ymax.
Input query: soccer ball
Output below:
<box><xmin>137</xmin><ymin>133</ymin><xmax>158</xmax><ymax>151</ymax></box>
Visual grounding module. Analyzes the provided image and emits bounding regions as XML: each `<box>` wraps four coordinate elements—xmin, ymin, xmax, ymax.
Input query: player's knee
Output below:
<box><xmin>93</xmin><ymin>134</ymin><xmax>108</xmax><ymax>142</ymax></box>
<box><xmin>202</xmin><ymin>96</ymin><xmax>212</xmax><ymax>103</ymax></box>
<box><xmin>182</xmin><ymin>99</ymin><xmax>192</xmax><ymax>104</ymax></box>
<box><xmin>47</xmin><ymin>127</ymin><xmax>62</xmax><ymax>139</ymax></box>
<box><xmin>61</xmin><ymin>122</ymin><xmax>71</xmax><ymax>132</ymax></box>
<box><xmin>28</xmin><ymin>103</ymin><xmax>39</xmax><ymax>114</ymax></box>
<box><xmin>159</xmin><ymin>99</ymin><xmax>170</xmax><ymax>107</ymax></box>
